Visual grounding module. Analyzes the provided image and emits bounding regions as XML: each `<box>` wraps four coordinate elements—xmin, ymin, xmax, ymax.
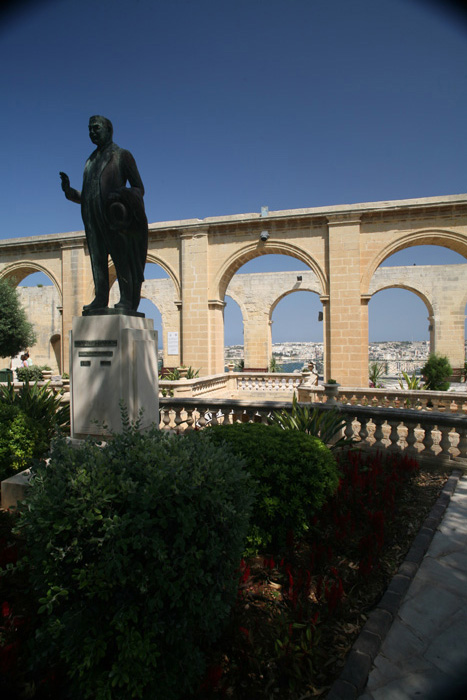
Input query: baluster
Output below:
<box><xmin>387</xmin><ymin>420</ymin><xmax>400</xmax><ymax>452</ymax></box>
<box><xmin>398</xmin><ymin>422</ymin><xmax>408</xmax><ymax>450</ymax></box>
<box><xmin>372</xmin><ymin>419</ymin><xmax>385</xmax><ymax>451</ymax></box>
<box><xmin>185</xmin><ymin>408</ymin><xmax>195</xmax><ymax>428</ymax></box>
<box><xmin>344</xmin><ymin>418</ymin><xmax>355</xmax><ymax>442</ymax></box>
<box><xmin>197</xmin><ymin>410</ymin><xmax>208</xmax><ymax>429</ymax></box>
<box><xmin>174</xmin><ymin>407</ymin><xmax>184</xmax><ymax>431</ymax></box>
<box><xmin>456</xmin><ymin>426</ymin><xmax>467</xmax><ymax>461</ymax></box>
<box><xmin>404</xmin><ymin>419</ymin><xmax>419</xmax><ymax>458</ymax></box>
<box><xmin>358</xmin><ymin>418</ymin><xmax>369</xmax><ymax>446</ymax></box>
<box><xmin>161</xmin><ymin>407</ymin><xmax>171</xmax><ymax>430</ymax></box>
<box><xmin>211</xmin><ymin>410</ymin><xmax>219</xmax><ymax>426</ymax></box>
<box><xmin>419</xmin><ymin>395</ymin><xmax>428</xmax><ymax>411</ymax></box>
<box><xmin>420</xmin><ymin>421</ymin><xmax>435</xmax><ymax>459</ymax></box>
<box><xmin>352</xmin><ymin>418</ymin><xmax>361</xmax><ymax>442</ymax></box>
<box><xmin>438</xmin><ymin>426</ymin><xmax>453</xmax><ymax>461</ymax></box>
<box><xmin>365</xmin><ymin>419</ymin><xmax>375</xmax><ymax>445</ymax></box>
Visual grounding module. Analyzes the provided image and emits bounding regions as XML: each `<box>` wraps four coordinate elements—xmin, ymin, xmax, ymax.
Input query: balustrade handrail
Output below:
<box><xmin>159</xmin><ymin>396</ymin><xmax>467</xmax><ymax>428</ymax></box>
<box><xmin>159</xmin><ymin>396</ymin><xmax>467</xmax><ymax>466</ymax></box>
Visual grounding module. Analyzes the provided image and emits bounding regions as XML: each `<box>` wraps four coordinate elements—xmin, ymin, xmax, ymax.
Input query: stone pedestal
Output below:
<box><xmin>71</xmin><ymin>315</ymin><xmax>159</xmax><ymax>438</ymax></box>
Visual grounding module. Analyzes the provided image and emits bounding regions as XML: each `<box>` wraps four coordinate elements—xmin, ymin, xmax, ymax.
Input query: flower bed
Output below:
<box><xmin>0</xmin><ymin>449</ymin><xmax>449</xmax><ymax>699</ymax></box>
<box><xmin>194</xmin><ymin>450</ymin><xmax>449</xmax><ymax>699</ymax></box>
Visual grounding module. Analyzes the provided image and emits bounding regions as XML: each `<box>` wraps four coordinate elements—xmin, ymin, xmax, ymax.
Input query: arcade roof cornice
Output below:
<box><xmin>146</xmin><ymin>193</ymin><xmax>467</xmax><ymax>235</ymax></box>
<box><xmin>1</xmin><ymin>194</ymin><xmax>466</xmax><ymax>249</ymax></box>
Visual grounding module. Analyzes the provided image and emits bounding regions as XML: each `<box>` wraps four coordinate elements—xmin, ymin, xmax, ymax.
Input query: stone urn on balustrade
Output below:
<box><xmin>323</xmin><ymin>380</ymin><xmax>340</xmax><ymax>405</ymax></box>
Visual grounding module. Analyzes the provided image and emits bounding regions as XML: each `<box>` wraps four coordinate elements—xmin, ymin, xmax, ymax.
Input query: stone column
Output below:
<box><xmin>432</xmin><ymin>300</ymin><xmax>465</xmax><ymax>370</ymax></box>
<box><xmin>208</xmin><ymin>299</ymin><xmax>226</xmax><ymax>374</ymax></box>
<box><xmin>180</xmin><ymin>230</ymin><xmax>211</xmax><ymax>374</ymax></box>
<box><xmin>326</xmin><ymin>215</ymin><xmax>366</xmax><ymax>386</ymax></box>
<box><xmin>243</xmin><ymin>310</ymin><xmax>270</xmax><ymax>370</ymax></box>
<box><xmin>61</xmin><ymin>241</ymin><xmax>92</xmax><ymax>373</ymax></box>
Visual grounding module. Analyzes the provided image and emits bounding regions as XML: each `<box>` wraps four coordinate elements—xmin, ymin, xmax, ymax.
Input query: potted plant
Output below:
<box><xmin>323</xmin><ymin>378</ymin><xmax>340</xmax><ymax>404</ymax></box>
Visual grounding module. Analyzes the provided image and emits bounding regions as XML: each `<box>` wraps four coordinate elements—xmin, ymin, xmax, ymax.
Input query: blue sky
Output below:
<box><xmin>1</xmin><ymin>0</ymin><xmax>466</xmax><ymax>346</ymax></box>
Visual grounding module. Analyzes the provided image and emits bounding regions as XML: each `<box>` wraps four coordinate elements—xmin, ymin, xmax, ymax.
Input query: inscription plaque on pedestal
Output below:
<box><xmin>71</xmin><ymin>315</ymin><xmax>159</xmax><ymax>438</ymax></box>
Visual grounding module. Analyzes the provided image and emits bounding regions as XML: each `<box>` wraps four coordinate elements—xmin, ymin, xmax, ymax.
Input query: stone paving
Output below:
<box><xmin>328</xmin><ymin>470</ymin><xmax>467</xmax><ymax>700</ymax></box>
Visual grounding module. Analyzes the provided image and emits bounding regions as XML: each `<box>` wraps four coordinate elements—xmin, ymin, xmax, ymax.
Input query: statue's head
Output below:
<box><xmin>88</xmin><ymin>115</ymin><xmax>113</xmax><ymax>148</ymax></box>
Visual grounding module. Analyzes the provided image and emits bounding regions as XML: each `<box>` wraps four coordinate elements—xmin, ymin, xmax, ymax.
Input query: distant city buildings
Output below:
<box><xmin>224</xmin><ymin>340</ymin><xmax>462</xmax><ymax>376</ymax></box>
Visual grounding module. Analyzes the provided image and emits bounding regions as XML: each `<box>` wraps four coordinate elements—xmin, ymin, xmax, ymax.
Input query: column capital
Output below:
<box><xmin>327</xmin><ymin>213</ymin><xmax>361</xmax><ymax>226</ymax></box>
<box><xmin>208</xmin><ymin>299</ymin><xmax>226</xmax><ymax>309</ymax></box>
<box><xmin>179</xmin><ymin>227</ymin><xmax>209</xmax><ymax>240</ymax></box>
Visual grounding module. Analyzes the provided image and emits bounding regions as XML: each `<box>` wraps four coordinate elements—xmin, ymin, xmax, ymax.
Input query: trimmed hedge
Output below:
<box><xmin>15</xmin><ymin>366</ymin><xmax>43</xmax><ymax>382</ymax></box>
<box><xmin>15</xmin><ymin>425</ymin><xmax>255</xmax><ymax>700</ymax></box>
<box><xmin>204</xmin><ymin>422</ymin><xmax>340</xmax><ymax>552</ymax></box>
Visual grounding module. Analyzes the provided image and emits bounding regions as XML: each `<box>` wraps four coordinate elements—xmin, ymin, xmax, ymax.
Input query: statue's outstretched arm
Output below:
<box><xmin>59</xmin><ymin>172</ymin><xmax>82</xmax><ymax>204</ymax></box>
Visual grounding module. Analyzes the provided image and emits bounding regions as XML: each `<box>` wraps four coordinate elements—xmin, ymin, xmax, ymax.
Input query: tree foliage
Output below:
<box><xmin>421</xmin><ymin>353</ymin><xmax>452</xmax><ymax>391</ymax></box>
<box><xmin>0</xmin><ymin>278</ymin><xmax>36</xmax><ymax>360</ymax></box>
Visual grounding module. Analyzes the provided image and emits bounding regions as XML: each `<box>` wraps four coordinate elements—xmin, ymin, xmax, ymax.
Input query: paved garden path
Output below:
<box><xmin>328</xmin><ymin>470</ymin><xmax>467</xmax><ymax>700</ymax></box>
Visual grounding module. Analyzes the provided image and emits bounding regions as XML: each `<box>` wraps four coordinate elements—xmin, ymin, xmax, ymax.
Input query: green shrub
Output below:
<box><xmin>269</xmin><ymin>394</ymin><xmax>354</xmax><ymax>451</ymax></box>
<box><xmin>0</xmin><ymin>404</ymin><xmax>49</xmax><ymax>481</ymax></box>
<box><xmin>421</xmin><ymin>353</ymin><xmax>452</xmax><ymax>391</ymax></box>
<box><xmin>15</xmin><ymin>424</ymin><xmax>255</xmax><ymax>700</ymax></box>
<box><xmin>205</xmin><ymin>423</ymin><xmax>340</xmax><ymax>552</ymax></box>
<box><xmin>15</xmin><ymin>366</ymin><xmax>43</xmax><ymax>382</ymax></box>
<box><xmin>369</xmin><ymin>361</ymin><xmax>385</xmax><ymax>387</ymax></box>
<box><xmin>0</xmin><ymin>380</ymin><xmax>69</xmax><ymax>441</ymax></box>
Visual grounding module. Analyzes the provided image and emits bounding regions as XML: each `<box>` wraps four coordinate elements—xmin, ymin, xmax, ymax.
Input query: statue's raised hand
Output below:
<box><xmin>59</xmin><ymin>172</ymin><xmax>71</xmax><ymax>194</ymax></box>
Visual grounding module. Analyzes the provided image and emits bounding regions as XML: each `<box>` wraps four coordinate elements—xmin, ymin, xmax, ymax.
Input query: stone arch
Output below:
<box><xmin>369</xmin><ymin>282</ymin><xmax>434</xmax><ymax>318</ymax></box>
<box><xmin>214</xmin><ymin>241</ymin><xmax>327</xmax><ymax>301</ymax></box>
<box><xmin>224</xmin><ymin>289</ymin><xmax>248</xmax><ymax>322</ymax></box>
<box><xmin>270</xmin><ymin>286</ymin><xmax>322</xmax><ymax>317</ymax></box>
<box><xmin>362</xmin><ymin>229</ymin><xmax>467</xmax><ymax>293</ymax></box>
<box><xmin>0</xmin><ymin>261</ymin><xmax>62</xmax><ymax>301</ymax></box>
<box><xmin>100</xmin><ymin>255</ymin><xmax>181</xmax><ymax>304</ymax></box>
<box><xmin>145</xmin><ymin>253</ymin><xmax>181</xmax><ymax>300</ymax></box>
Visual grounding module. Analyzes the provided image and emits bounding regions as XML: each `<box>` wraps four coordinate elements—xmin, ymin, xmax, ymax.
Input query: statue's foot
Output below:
<box><xmin>83</xmin><ymin>298</ymin><xmax>108</xmax><ymax>312</ymax></box>
<box><xmin>114</xmin><ymin>301</ymin><xmax>133</xmax><ymax>311</ymax></box>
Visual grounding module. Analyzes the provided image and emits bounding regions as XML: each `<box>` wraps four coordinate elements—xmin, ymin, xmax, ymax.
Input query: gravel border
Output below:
<box><xmin>326</xmin><ymin>467</ymin><xmax>463</xmax><ymax>700</ymax></box>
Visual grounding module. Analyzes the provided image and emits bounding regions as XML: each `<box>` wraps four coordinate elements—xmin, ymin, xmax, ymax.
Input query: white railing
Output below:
<box><xmin>159</xmin><ymin>397</ymin><xmax>467</xmax><ymax>466</ymax></box>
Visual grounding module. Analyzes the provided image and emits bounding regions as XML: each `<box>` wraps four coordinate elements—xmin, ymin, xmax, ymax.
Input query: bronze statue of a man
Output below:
<box><xmin>60</xmin><ymin>116</ymin><xmax>148</xmax><ymax>314</ymax></box>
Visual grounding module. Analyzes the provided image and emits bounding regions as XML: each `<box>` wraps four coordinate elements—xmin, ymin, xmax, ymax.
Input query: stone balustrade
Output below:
<box><xmin>299</xmin><ymin>385</ymin><xmax>467</xmax><ymax>414</ymax></box>
<box><xmin>159</xmin><ymin>396</ymin><xmax>467</xmax><ymax>467</ymax></box>
<box><xmin>158</xmin><ymin>372</ymin><xmax>467</xmax><ymax>416</ymax></box>
<box><xmin>159</xmin><ymin>371</ymin><xmax>302</xmax><ymax>399</ymax></box>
